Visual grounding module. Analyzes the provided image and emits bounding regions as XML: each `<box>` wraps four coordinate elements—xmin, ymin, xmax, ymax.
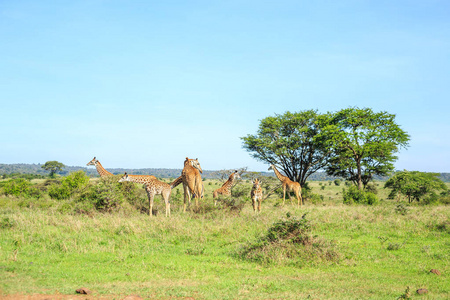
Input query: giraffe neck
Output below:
<box><xmin>222</xmin><ymin>174</ymin><xmax>235</xmax><ymax>189</ymax></box>
<box><xmin>95</xmin><ymin>161</ymin><xmax>113</xmax><ymax>177</ymax></box>
<box><xmin>272</xmin><ymin>165</ymin><xmax>287</xmax><ymax>182</ymax></box>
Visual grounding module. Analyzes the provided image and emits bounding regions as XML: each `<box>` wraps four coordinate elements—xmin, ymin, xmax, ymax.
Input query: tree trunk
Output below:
<box><xmin>357</xmin><ymin>160</ymin><xmax>363</xmax><ymax>190</ymax></box>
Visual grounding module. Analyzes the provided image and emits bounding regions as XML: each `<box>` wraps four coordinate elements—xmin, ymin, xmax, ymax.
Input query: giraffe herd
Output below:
<box><xmin>86</xmin><ymin>157</ymin><xmax>303</xmax><ymax>217</ymax></box>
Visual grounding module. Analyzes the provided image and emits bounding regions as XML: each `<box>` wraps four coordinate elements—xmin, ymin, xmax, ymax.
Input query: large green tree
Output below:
<box><xmin>324</xmin><ymin>107</ymin><xmax>410</xmax><ymax>190</ymax></box>
<box><xmin>41</xmin><ymin>161</ymin><xmax>65</xmax><ymax>178</ymax></box>
<box><xmin>384</xmin><ymin>171</ymin><xmax>447</xmax><ymax>203</ymax></box>
<box><xmin>241</xmin><ymin>110</ymin><xmax>331</xmax><ymax>186</ymax></box>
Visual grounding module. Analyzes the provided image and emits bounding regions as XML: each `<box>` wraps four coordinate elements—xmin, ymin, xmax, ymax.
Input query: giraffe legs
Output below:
<box><xmin>252</xmin><ymin>198</ymin><xmax>257</xmax><ymax>213</ymax></box>
<box><xmin>283</xmin><ymin>185</ymin><xmax>286</xmax><ymax>206</ymax></box>
<box><xmin>296</xmin><ymin>189</ymin><xmax>302</xmax><ymax>207</ymax></box>
<box><xmin>148</xmin><ymin>193</ymin><xmax>154</xmax><ymax>217</ymax></box>
<box><xmin>163</xmin><ymin>191</ymin><xmax>171</xmax><ymax>217</ymax></box>
<box><xmin>183</xmin><ymin>184</ymin><xmax>191</xmax><ymax>212</ymax></box>
<box><xmin>252</xmin><ymin>196</ymin><xmax>262</xmax><ymax>213</ymax></box>
<box><xmin>288</xmin><ymin>192</ymin><xmax>294</xmax><ymax>206</ymax></box>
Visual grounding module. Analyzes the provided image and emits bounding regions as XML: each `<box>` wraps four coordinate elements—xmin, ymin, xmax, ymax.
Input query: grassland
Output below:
<box><xmin>0</xmin><ymin>178</ymin><xmax>449</xmax><ymax>299</ymax></box>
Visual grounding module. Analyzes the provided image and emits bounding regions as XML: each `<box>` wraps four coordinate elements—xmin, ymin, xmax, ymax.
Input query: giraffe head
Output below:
<box><xmin>268</xmin><ymin>164</ymin><xmax>275</xmax><ymax>171</ymax></box>
<box><xmin>185</xmin><ymin>157</ymin><xmax>203</xmax><ymax>173</ymax></box>
<box><xmin>252</xmin><ymin>178</ymin><xmax>261</xmax><ymax>187</ymax></box>
<box><xmin>86</xmin><ymin>157</ymin><xmax>98</xmax><ymax>166</ymax></box>
<box><xmin>232</xmin><ymin>170</ymin><xmax>241</xmax><ymax>180</ymax></box>
<box><xmin>118</xmin><ymin>172</ymin><xmax>130</xmax><ymax>183</ymax></box>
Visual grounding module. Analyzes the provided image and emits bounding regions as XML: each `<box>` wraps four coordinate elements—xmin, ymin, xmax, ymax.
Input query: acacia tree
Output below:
<box><xmin>41</xmin><ymin>161</ymin><xmax>65</xmax><ymax>178</ymax></box>
<box><xmin>384</xmin><ymin>171</ymin><xmax>447</xmax><ymax>203</ymax></box>
<box><xmin>241</xmin><ymin>110</ymin><xmax>331</xmax><ymax>186</ymax></box>
<box><xmin>324</xmin><ymin>107</ymin><xmax>410</xmax><ymax>190</ymax></box>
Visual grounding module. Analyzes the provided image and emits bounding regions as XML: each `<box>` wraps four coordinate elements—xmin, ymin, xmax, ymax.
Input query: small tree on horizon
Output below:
<box><xmin>41</xmin><ymin>161</ymin><xmax>65</xmax><ymax>178</ymax></box>
<box><xmin>384</xmin><ymin>171</ymin><xmax>447</xmax><ymax>203</ymax></box>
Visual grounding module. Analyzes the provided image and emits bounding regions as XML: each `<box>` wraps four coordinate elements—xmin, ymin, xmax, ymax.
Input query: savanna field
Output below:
<box><xmin>0</xmin><ymin>175</ymin><xmax>449</xmax><ymax>299</ymax></box>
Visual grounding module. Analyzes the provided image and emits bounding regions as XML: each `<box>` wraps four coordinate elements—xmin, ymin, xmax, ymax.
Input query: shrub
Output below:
<box><xmin>63</xmin><ymin>170</ymin><xmax>89</xmax><ymax>190</ymax></box>
<box><xmin>48</xmin><ymin>184</ymin><xmax>71</xmax><ymax>200</ymax></box>
<box><xmin>309</xmin><ymin>193</ymin><xmax>324</xmax><ymax>204</ymax></box>
<box><xmin>2</xmin><ymin>179</ymin><xmax>31</xmax><ymax>197</ymax></box>
<box><xmin>333</xmin><ymin>179</ymin><xmax>341</xmax><ymax>186</ymax></box>
<box><xmin>48</xmin><ymin>171</ymin><xmax>90</xmax><ymax>200</ymax></box>
<box><xmin>343</xmin><ymin>185</ymin><xmax>378</xmax><ymax>205</ymax></box>
<box><xmin>238</xmin><ymin>214</ymin><xmax>340</xmax><ymax>266</ymax></box>
<box><xmin>365</xmin><ymin>183</ymin><xmax>378</xmax><ymax>195</ymax></box>
<box><xmin>77</xmin><ymin>176</ymin><xmax>125</xmax><ymax>212</ymax></box>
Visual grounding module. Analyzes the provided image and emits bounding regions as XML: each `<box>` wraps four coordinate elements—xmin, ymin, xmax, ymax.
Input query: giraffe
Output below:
<box><xmin>250</xmin><ymin>178</ymin><xmax>263</xmax><ymax>213</ymax></box>
<box><xmin>268</xmin><ymin>164</ymin><xmax>302</xmax><ymax>207</ymax></box>
<box><xmin>118</xmin><ymin>172</ymin><xmax>183</xmax><ymax>217</ymax></box>
<box><xmin>86</xmin><ymin>157</ymin><xmax>114</xmax><ymax>177</ymax></box>
<box><xmin>213</xmin><ymin>170</ymin><xmax>241</xmax><ymax>204</ymax></box>
<box><xmin>181</xmin><ymin>157</ymin><xmax>204</xmax><ymax>212</ymax></box>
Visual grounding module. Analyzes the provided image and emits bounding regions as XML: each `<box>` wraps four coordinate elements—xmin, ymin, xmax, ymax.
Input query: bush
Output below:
<box><xmin>334</xmin><ymin>179</ymin><xmax>341</xmax><ymax>186</ymax></box>
<box><xmin>343</xmin><ymin>185</ymin><xmax>378</xmax><ymax>205</ymax></box>
<box><xmin>2</xmin><ymin>179</ymin><xmax>31</xmax><ymax>197</ymax></box>
<box><xmin>309</xmin><ymin>193</ymin><xmax>324</xmax><ymax>204</ymax></box>
<box><xmin>48</xmin><ymin>171</ymin><xmax>90</xmax><ymax>200</ymax></box>
<box><xmin>77</xmin><ymin>176</ymin><xmax>125</xmax><ymax>212</ymax></box>
<box><xmin>48</xmin><ymin>183</ymin><xmax>71</xmax><ymax>200</ymax></box>
<box><xmin>238</xmin><ymin>214</ymin><xmax>340</xmax><ymax>266</ymax></box>
<box><xmin>365</xmin><ymin>183</ymin><xmax>378</xmax><ymax>195</ymax></box>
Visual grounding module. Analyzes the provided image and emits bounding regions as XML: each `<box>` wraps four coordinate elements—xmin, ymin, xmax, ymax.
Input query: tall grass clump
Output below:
<box><xmin>238</xmin><ymin>213</ymin><xmax>340</xmax><ymax>267</ymax></box>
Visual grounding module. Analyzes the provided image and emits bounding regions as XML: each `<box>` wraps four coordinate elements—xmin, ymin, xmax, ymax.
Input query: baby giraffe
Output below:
<box><xmin>213</xmin><ymin>170</ymin><xmax>241</xmax><ymax>205</ymax></box>
<box><xmin>250</xmin><ymin>178</ymin><xmax>263</xmax><ymax>213</ymax></box>
<box><xmin>118</xmin><ymin>172</ymin><xmax>182</xmax><ymax>217</ymax></box>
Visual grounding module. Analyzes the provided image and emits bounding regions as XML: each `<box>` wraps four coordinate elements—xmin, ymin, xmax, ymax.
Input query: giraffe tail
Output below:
<box><xmin>170</xmin><ymin>176</ymin><xmax>183</xmax><ymax>189</ymax></box>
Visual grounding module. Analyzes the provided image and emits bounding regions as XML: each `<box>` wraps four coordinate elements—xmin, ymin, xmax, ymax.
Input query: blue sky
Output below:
<box><xmin>1</xmin><ymin>1</ymin><xmax>449</xmax><ymax>172</ymax></box>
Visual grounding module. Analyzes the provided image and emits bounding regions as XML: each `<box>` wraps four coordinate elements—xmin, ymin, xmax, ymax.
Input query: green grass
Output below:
<box><xmin>0</xmin><ymin>180</ymin><xmax>449</xmax><ymax>299</ymax></box>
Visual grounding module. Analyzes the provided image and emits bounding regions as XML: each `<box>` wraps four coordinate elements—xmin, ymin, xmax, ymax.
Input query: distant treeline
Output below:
<box><xmin>1</xmin><ymin>163</ymin><xmax>449</xmax><ymax>182</ymax></box>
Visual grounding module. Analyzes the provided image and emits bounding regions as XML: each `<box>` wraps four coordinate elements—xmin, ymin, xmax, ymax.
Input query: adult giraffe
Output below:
<box><xmin>181</xmin><ymin>157</ymin><xmax>203</xmax><ymax>212</ymax></box>
<box><xmin>86</xmin><ymin>157</ymin><xmax>114</xmax><ymax>177</ymax></box>
<box><xmin>268</xmin><ymin>164</ymin><xmax>303</xmax><ymax>207</ymax></box>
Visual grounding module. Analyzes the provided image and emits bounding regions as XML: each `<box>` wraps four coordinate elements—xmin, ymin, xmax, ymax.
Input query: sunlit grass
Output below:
<box><xmin>0</xmin><ymin>180</ymin><xmax>449</xmax><ymax>299</ymax></box>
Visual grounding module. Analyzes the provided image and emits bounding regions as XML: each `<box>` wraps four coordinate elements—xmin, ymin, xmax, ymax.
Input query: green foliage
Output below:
<box><xmin>384</xmin><ymin>171</ymin><xmax>447</xmax><ymax>203</ymax></box>
<box><xmin>48</xmin><ymin>171</ymin><xmax>89</xmax><ymax>200</ymax></box>
<box><xmin>239</xmin><ymin>214</ymin><xmax>339</xmax><ymax>266</ymax></box>
<box><xmin>241</xmin><ymin>110</ymin><xmax>332</xmax><ymax>185</ymax></box>
<box><xmin>308</xmin><ymin>193</ymin><xmax>324</xmax><ymax>204</ymax></box>
<box><xmin>77</xmin><ymin>176</ymin><xmax>125</xmax><ymax>212</ymax></box>
<box><xmin>2</xmin><ymin>179</ymin><xmax>31</xmax><ymax>197</ymax></box>
<box><xmin>333</xmin><ymin>179</ymin><xmax>341</xmax><ymax>186</ymax></box>
<box><xmin>324</xmin><ymin>107</ymin><xmax>410</xmax><ymax>189</ymax></box>
<box><xmin>41</xmin><ymin>161</ymin><xmax>65</xmax><ymax>177</ymax></box>
<box><xmin>343</xmin><ymin>185</ymin><xmax>378</xmax><ymax>205</ymax></box>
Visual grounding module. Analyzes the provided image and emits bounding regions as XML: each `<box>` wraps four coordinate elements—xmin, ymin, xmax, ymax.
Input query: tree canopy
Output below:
<box><xmin>242</xmin><ymin>108</ymin><xmax>410</xmax><ymax>189</ymax></box>
<box><xmin>241</xmin><ymin>110</ymin><xmax>331</xmax><ymax>186</ymax></box>
<box><xmin>384</xmin><ymin>171</ymin><xmax>447</xmax><ymax>203</ymax></box>
<box><xmin>41</xmin><ymin>161</ymin><xmax>65</xmax><ymax>178</ymax></box>
<box><xmin>324</xmin><ymin>107</ymin><xmax>410</xmax><ymax>189</ymax></box>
